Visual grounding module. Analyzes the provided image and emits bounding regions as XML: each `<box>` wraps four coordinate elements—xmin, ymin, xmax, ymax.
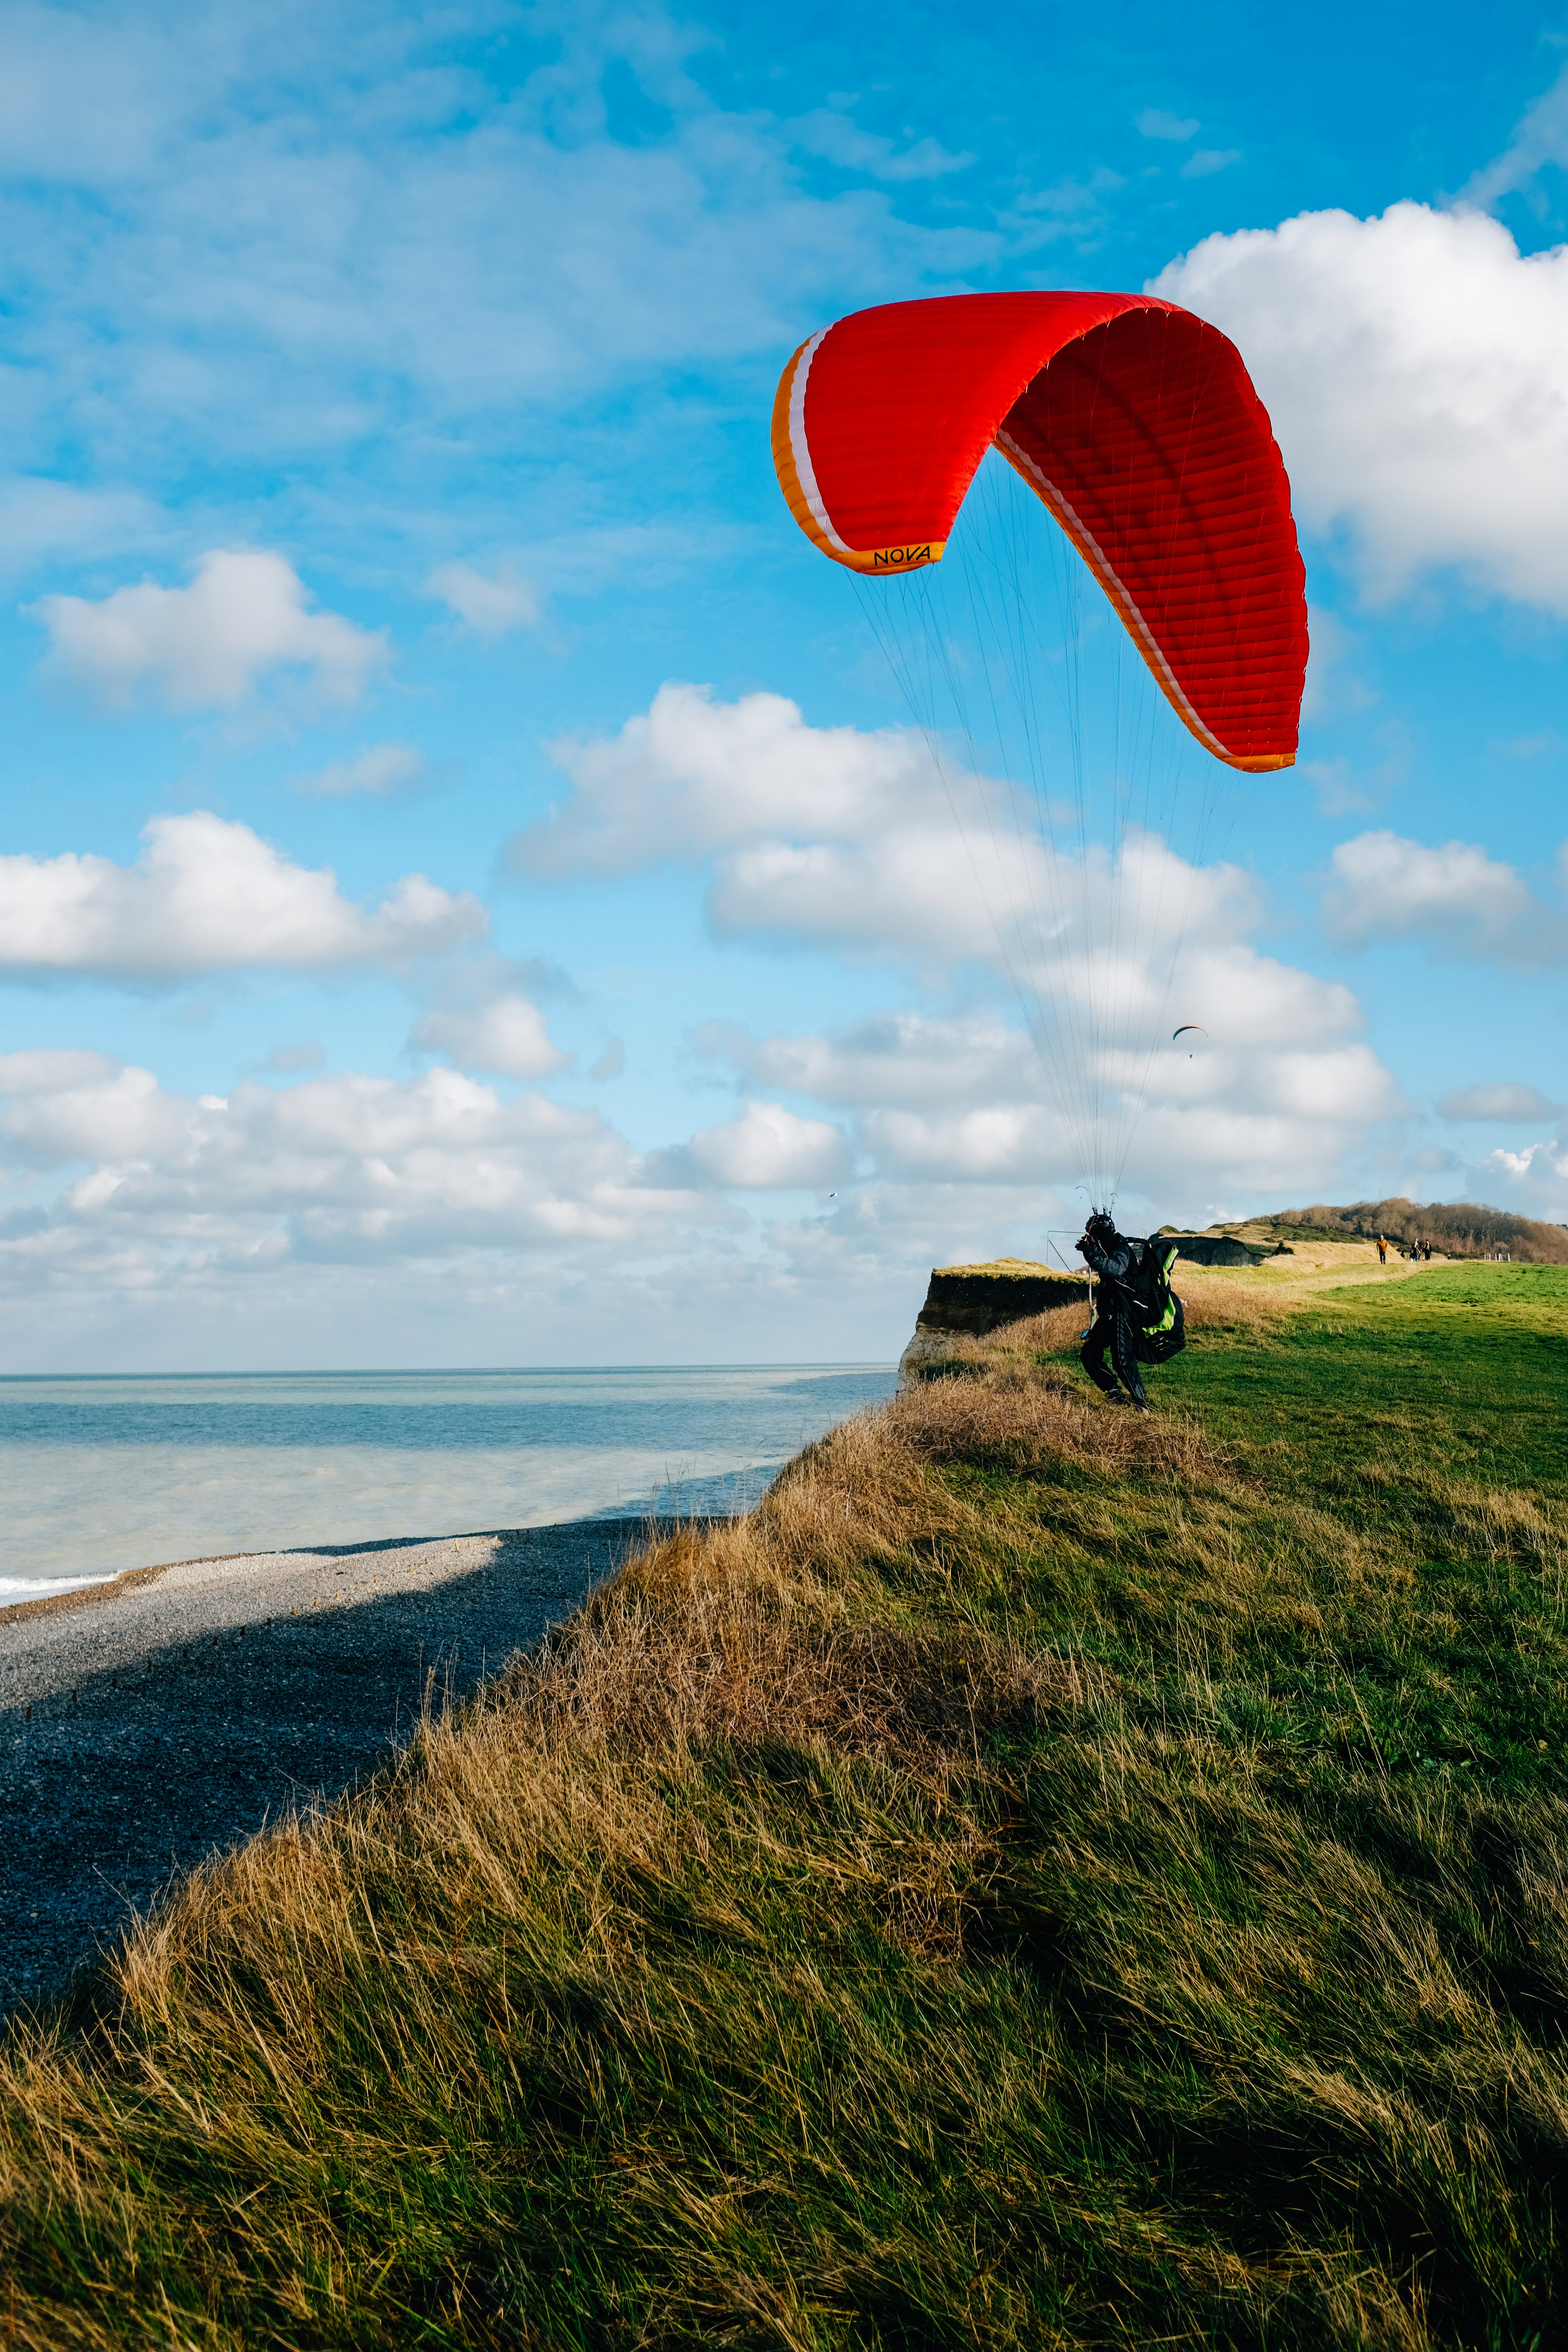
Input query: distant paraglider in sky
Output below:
<box><xmin>1173</xmin><ymin>1024</ymin><xmax>1206</xmax><ymax>1059</ymax></box>
<box><xmin>773</xmin><ymin>290</ymin><xmax>1307</xmax><ymax>1208</ymax></box>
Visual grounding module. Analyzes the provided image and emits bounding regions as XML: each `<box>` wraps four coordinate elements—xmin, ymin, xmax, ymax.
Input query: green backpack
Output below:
<box><xmin>1130</xmin><ymin>1238</ymin><xmax>1187</xmax><ymax>1365</ymax></box>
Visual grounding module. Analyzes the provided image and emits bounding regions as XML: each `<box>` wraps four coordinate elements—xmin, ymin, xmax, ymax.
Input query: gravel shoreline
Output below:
<box><xmin>0</xmin><ymin>1517</ymin><xmax>665</xmax><ymax>2020</ymax></box>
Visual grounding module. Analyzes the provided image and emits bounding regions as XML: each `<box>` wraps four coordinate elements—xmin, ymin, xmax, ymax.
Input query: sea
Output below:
<box><xmin>0</xmin><ymin>1364</ymin><xmax>899</xmax><ymax>1605</ymax></box>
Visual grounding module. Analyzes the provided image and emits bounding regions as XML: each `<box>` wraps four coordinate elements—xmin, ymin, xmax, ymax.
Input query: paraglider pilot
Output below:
<box><xmin>1075</xmin><ymin>1212</ymin><xmax>1151</xmax><ymax>1412</ymax></box>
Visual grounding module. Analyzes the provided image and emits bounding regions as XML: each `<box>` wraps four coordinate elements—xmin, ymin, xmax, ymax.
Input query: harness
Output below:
<box><xmin>1102</xmin><ymin>1237</ymin><xmax>1185</xmax><ymax>1363</ymax></box>
<box><xmin>1133</xmin><ymin>1239</ymin><xmax>1181</xmax><ymax>1336</ymax></box>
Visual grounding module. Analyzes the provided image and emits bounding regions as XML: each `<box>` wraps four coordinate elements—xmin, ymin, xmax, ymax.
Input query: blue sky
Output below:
<box><xmin>4</xmin><ymin>0</ymin><xmax>1568</xmax><ymax>1369</ymax></box>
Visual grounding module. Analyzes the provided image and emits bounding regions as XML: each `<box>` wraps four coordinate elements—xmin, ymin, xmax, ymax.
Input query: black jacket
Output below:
<box><xmin>1080</xmin><ymin>1231</ymin><xmax>1146</xmax><ymax>1314</ymax></box>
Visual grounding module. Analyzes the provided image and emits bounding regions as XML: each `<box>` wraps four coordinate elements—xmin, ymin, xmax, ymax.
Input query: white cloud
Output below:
<box><xmin>520</xmin><ymin>682</ymin><xmax>1398</xmax><ymax>1196</ymax></box>
<box><xmin>1495</xmin><ymin>731</ymin><xmax>1564</xmax><ymax>760</ymax></box>
<box><xmin>521</xmin><ymin>686</ymin><xmax>1274</xmax><ymax>999</ymax></box>
<box><xmin>1299</xmin><ymin>607</ymin><xmax>1376</xmax><ymax>723</ymax></box>
<box><xmin>0</xmin><ymin>4</ymin><xmax>997</xmax><ymax>505</ymax></box>
<box><xmin>860</xmin><ymin>1102</ymin><xmax>1052</xmax><ymax>1183</ymax></box>
<box><xmin>1137</xmin><ymin>109</ymin><xmax>1199</xmax><ymax>142</ymax></box>
<box><xmin>698</xmin><ymin>964</ymin><xmax>1396</xmax><ymax>1205</ymax></box>
<box><xmin>1318</xmin><ymin>830</ymin><xmax>1568</xmax><ymax>964</ymax></box>
<box><xmin>412</xmin><ymin>996</ymin><xmax>569</xmax><ymax>1081</ymax></box>
<box><xmin>0</xmin><ymin>477</ymin><xmax>165</xmax><ymax>576</ymax></box>
<box><xmin>31</xmin><ymin>550</ymin><xmax>388</xmax><ymax>711</ymax></box>
<box><xmin>1463</xmin><ymin>60</ymin><xmax>1568</xmax><ymax>207</ymax></box>
<box><xmin>703</xmin><ymin>1011</ymin><xmax>1037</xmax><ymax>1111</ymax></box>
<box><xmin>0</xmin><ymin>1050</ymin><xmax>893</xmax><ymax>1357</ymax></box>
<box><xmin>0</xmin><ymin>1038</ymin><xmax>1108</xmax><ymax>1363</ymax></box>
<box><xmin>1124</xmin><ymin>1049</ymin><xmax>1397</xmax><ymax>1196</ymax></box>
<box><xmin>0</xmin><ymin>1061</ymin><xmax>679</xmax><ymax>1272</ymax></box>
<box><xmin>1299</xmin><ymin>760</ymin><xmax>1374</xmax><ymax>818</ymax></box>
<box><xmin>513</xmin><ymin>682</ymin><xmax>945</xmax><ymax>880</ymax></box>
<box><xmin>1008</xmin><ymin>165</ymin><xmax>1126</xmax><ymax>244</ymax></box>
<box><xmin>0</xmin><ymin>1048</ymin><xmax>120</xmax><ymax>1098</ymax></box>
<box><xmin>1437</xmin><ymin>1082</ymin><xmax>1558</xmax><ymax>1123</ymax></box>
<box><xmin>520</xmin><ymin>686</ymin><xmax>1271</xmax><ymax>994</ymax></box>
<box><xmin>425</xmin><ymin>561</ymin><xmax>542</xmax><ymax>638</ymax></box>
<box><xmin>0</xmin><ymin>1012</ymin><xmax>1397</xmax><ymax>1355</ymax></box>
<box><xmin>1298</xmin><ymin>717</ymin><xmax>1408</xmax><ymax>820</ymax></box>
<box><xmin>297</xmin><ymin>743</ymin><xmax>432</xmax><ymax>798</ymax></box>
<box><xmin>0</xmin><ymin>1</ymin><xmax>184</xmax><ymax>183</ymax></box>
<box><xmin>789</xmin><ymin>108</ymin><xmax>973</xmax><ymax>183</ymax></box>
<box><xmin>1180</xmin><ymin>148</ymin><xmax>1241</xmax><ymax>179</ymax></box>
<box><xmin>1152</xmin><ymin>202</ymin><xmax>1568</xmax><ymax>611</ymax></box>
<box><xmin>3</xmin><ymin>1060</ymin><xmax>197</xmax><ymax>1167</ymax></box>
<box><xmin>0</xmin><ymin>1048</ymin><xmax>955</xmax><ymax>1362</ymax></box>
<box><xmin>517</xmin><ymin>687</ymin><xmax>1276</xmax><ymax>993</ymax></box>
<box><xmin>710</xmin><ymin>816</ymin><xmax>1261</xmax><ymax>984</ymax></box>
<box><xmin>709</xmin><ymin>833</ymin><xmax>995</xmax><ymax>963</ymax></box>
<box><xmin>651</xmin><ymin>1102</ymin><xmax>851</xmax><ymax>1191</ymax></box>
<box><xmin>0</xmin><ymin>811</ymin><xmax>483</xmax><ymax>980</ymax></box>
<box><xmin>833</xmin><ymin>1020</ymin><xmax>1396</xmax><ymax>1199</ymax></box>
<box><xmin>1472</xmin><ymin>1137</ymin><xmax>1568</xmax><ymax>1221</ymax></box>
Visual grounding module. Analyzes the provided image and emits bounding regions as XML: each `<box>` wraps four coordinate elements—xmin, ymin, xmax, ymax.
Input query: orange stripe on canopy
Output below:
<box><xmin>770</xmin><ymin>291</ymin><xmax>1308</xmax><ymax>774</ymax></box>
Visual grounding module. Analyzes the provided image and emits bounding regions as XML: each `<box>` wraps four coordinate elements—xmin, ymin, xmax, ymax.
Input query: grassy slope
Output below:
<box><xmin>2</xmin><ymin>1261</ymin><xmax>1567</xmax><ymax>2349</ymax></box>
<box><xmin>1163</xmin><ymin>1263</ymin><xmax>1568</xmax><ymax>1777</ymax></box>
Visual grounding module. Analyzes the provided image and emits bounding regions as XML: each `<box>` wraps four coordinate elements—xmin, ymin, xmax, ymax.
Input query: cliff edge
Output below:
<box><xmin>898</xmin><ymin>1258</ymin><xmax>1086</xmax><ymax>1385</ymax></box>
<box><xmin>898</xmin><ymin>1234</ymin><xmax>1274</xmax><ymax>1385</ymax></box>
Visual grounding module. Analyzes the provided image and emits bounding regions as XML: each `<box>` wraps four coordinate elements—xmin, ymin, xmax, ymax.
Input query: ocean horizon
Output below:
<box><xmin>0</xmin><ymin>1363</ymin><xmax>898</xmax><ymax>1602</ymax></box>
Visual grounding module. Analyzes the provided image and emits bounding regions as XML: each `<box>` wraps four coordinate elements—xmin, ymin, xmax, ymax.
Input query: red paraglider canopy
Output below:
<box><xmin>771</xmin><ymin>291</ymin><xmax>1307</xmax><ymax>773</ymax></box>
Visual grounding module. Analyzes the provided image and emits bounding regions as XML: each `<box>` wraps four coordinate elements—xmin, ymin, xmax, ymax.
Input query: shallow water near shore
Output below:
<box><xmin>0</xmin><ymin>1364</ymin><xmax>897</xmax><ymax>1600</ymax></box>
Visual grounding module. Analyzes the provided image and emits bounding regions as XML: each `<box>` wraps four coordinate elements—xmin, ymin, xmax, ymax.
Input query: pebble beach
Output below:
<box><xmin>0</xmin><ymin>1518</ymin><xmax>653</xmax><ymax>2018</ymax></box>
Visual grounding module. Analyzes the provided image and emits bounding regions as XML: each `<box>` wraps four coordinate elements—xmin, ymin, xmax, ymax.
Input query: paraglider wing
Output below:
<box><xmin>1172</xmin><ymin>1025</ymin><xmax>1205</xmax><ymax>1040</ymax></box>
<box><xmin>771</xmin><ymin>291</ymin><xmax>1307</xmax><ymax>772</ymax></box>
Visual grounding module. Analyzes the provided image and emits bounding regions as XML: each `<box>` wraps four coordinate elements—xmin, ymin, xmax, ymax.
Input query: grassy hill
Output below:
<box><xmin>1267</xmin><ymin>1194</ymin><xmax>1568</xmax><ymax>1264</ymax></box>
<box><xmin>3</xmin><ymin>1251</ymin><xmax>1567</xmax><ymax>2347</ymax></box>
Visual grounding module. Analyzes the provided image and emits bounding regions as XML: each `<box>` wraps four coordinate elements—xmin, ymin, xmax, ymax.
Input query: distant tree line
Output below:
<box><xmin>1272</xmin><ymin>1197</ymin><xmax>1568</xmax><ymax>1265</ymax></box>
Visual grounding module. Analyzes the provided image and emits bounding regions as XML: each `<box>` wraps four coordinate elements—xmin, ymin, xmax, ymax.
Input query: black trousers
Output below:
<box><xmin>1080</xmin><ymin>1308</ymin><xmax>1147</xmax><ymax>1404</ymax></box>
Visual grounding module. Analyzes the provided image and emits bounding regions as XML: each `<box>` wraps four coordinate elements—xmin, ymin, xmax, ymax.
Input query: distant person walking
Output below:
<box><xmin>1377</xmin><ymin>1234</ymin><xmax>1388</xmax><ymax>1265</ymax></box>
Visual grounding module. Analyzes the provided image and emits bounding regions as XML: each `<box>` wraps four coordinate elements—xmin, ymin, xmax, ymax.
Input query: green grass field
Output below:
<box><xmin>2</xmin><ymin>1259</ymin><xmax>1565</xmax><ymax>2349</ymax></box>
<box><xmin>1177</xmin><ymin>1262</ymin><xmax>1568</xmax><ymax>1490</ymax></box>
<box><xmin>1154</xmin><ymin>1263</ymin><xmax>1568</xmax><ymax>1788</ymax></box>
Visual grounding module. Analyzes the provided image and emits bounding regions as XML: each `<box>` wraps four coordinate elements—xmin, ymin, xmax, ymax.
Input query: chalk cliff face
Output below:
<box><xmin>1157</xmin><ymin>1234</ymin><xmax>1259</xmax><ymax>1267</ymax></box>
<box><xmin>897</xmin><ymin>1259</ymin><xmax>1087</xmax><ymax>1387</ymax></box>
